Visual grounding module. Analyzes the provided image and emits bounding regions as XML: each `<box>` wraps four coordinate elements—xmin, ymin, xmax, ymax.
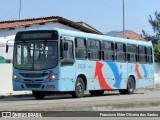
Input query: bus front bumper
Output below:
<box><xmin>12</xmin><ymin>80</ymin><xmax>60</xmax><ymax>91</ymax></box>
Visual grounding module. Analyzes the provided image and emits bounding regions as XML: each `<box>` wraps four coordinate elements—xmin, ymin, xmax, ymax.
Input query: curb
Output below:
<box><xmin>0</xmin><ymin>95</ymin><xmax>160</xmax><ymax>111</ymax></box>
<box><xmin>1</xmin><ymin>99</ymin><xmax>160</xmax><ymax>111</ymax></box>
<box><xmin>0</xmin><ymin>90</ymin><xmax>160</xmax><ymax>111</ymax></box>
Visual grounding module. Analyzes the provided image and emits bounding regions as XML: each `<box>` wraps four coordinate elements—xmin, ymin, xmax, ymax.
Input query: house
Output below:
<box><xmin>106</xmin><ymin>30</ymin><xmax>145</xmax><ymax>41</ymax></box>
<box><xmin>0</xmin><ymin>16</ymin><xmax>103</xmax><ymax>62</ymax></box>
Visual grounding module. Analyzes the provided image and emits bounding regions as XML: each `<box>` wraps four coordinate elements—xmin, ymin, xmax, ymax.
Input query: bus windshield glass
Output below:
<box><xmin>14</xmin><ymin>41</ymin><xmax>58</xmax><ymax>70</ymax></box>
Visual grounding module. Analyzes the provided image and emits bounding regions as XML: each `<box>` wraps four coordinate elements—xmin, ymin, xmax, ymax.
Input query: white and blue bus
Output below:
<box><xmin>12</xmin><ymin>28</ymin><xmax>154</xmax><ymax>99</ymax></box>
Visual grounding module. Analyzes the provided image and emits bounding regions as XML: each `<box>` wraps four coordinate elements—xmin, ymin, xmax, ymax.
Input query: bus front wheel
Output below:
<box><xmin>32</xmin><ymin>91</ymin><xmax>46</xmax><ymax>99</ymax></box>
<box><xmin>71</xmin><ymin>77</ymin><xmax>85</xmax><ymax>98</ymax></box>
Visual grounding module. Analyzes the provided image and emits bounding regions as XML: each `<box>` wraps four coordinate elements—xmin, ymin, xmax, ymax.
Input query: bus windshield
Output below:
<box><xmin>14</xmin><ymin>41</ymin><xmax>58</xmax><ymax>70</ymax></box>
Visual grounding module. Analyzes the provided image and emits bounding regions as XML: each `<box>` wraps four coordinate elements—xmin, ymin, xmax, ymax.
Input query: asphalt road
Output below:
<box><xmin>0</xmin><ymin>90</ymin><xmax>160</xmax><ymax>112</ymax></box>
<box><xmin>0</xmin><ymin>90</ymin><xmax>160</xmax><ymax>119</ymax></box>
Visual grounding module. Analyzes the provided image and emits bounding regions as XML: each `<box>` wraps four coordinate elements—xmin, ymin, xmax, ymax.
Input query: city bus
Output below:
<box><xmin>12</xmin><ymin>28</ymin><xmax>154</xmax><ymax>99</ymax></box>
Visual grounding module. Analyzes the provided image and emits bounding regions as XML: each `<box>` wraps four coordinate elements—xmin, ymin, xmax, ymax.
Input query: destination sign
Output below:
<box><xmin>20</xmin><ymin>33</ymin><xmax>53</xmax><ymax>40</ymax></box>
<box><xmin>18</xmin><ymin>31</ymin><xmax>58</xmax><ymax>40</ymax></box>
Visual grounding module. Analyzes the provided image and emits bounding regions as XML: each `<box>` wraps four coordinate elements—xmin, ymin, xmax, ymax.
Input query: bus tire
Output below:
<box><xmin>119</xmin><ymin>77</ymin><xmax>135</xmax><ymax>95</ymax></box>
<box><xmin>126</xmin><ymin>77</ymin><xmax>135</xmax><ymax>94</ymax></box>
<box><xmin>32</xmin><ymin>91</ymin><xmax>46</xmax><ymax>99</ymax></box>
<box><xmin>71</xmin><ymin>77</ymin><xmax>85</xmax><ymax>98</ymax></box>
<box><xmin>89</xmin><ymin>90</ymin><xmax>104</xmax><ymax>96</ymax></box>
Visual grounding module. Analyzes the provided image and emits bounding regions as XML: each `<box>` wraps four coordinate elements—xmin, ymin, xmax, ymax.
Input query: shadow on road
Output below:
<box><xmin>0</xmin><ymin>91</ymin><xmax>144</xmax><ymax>101</ymax></box>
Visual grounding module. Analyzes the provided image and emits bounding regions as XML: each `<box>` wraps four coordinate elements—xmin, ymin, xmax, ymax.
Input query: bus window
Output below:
<box><xmin>147</xmin><ymin>47</ymin><xmax>153</xmax><ymax>63</ymax></box>
<box><xmin>75</xmin><ymin>38</ymin><xmax>87</xmax><ymax>60</ymax></box>
<box><xmin>87</xmin><ymin>39</ymin><xmax>100</xmax><ymax>60</ymax></box>
<box><xmin>102</xmin><ymin>41</ymin><xmax>114</xmax><ymax>61</ymax></box>
<box><xmin>127</xmin><ymin>45</ymin><xmax>137</xmax><ymax>63</ymax></box>
<box><xmin>64</xmin><ymin>40</ymin><xmax>74</xmax><ymax>60</ymax></box>
<box><xmin>116</xmin><ymin>43</ymin><xmax>126</xmax><ymax>62</ymax></box>
<box><xmin>138</xmin><ymin>46</ymin><xmax>147</xmax><ymax>63</ymax></box>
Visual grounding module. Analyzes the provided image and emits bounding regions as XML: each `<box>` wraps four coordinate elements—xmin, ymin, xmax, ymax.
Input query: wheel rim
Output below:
<box><xmin>76</xmin><ymin>82</ymin><xmax>83</xmax><ymax>95</ymax></box>
<box><xmin>128</xmin><ymin>80</ymin><xmax>134</xmax><ymax>92</ymax></box>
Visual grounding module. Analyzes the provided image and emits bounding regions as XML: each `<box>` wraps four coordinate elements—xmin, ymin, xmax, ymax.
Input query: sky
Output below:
<box><xmin>0</xmin><ymin>0</ymin><xmax>160</xmax><ymax>35</ymax></box>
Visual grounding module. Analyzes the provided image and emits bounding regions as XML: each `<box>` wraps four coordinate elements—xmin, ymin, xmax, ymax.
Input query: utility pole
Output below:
<box><xmin>19</xmin><ymin>0</ymin><xmax>21</xmax><ymax>20</ymax></box>
<box><xmin>122</xmin><ymin>0</ymin><xmax>125</xmax><ymax>38</ymax></box>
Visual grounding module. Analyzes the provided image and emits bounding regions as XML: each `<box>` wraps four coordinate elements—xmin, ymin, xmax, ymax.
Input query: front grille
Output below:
<box><xmin>35</xmin><ymin>79</ymin><xmax>44</xmax><ymax>82</ymax></box>
<box><xmin>24</xmin><ymin>79</ymin><xmax>32</xmax><ymax>82</ymax></box>
<box><xmin>20</xmin><ymin>73</ymin><xmax>48</xmax><ymax>78</ymax></box>
<box><xmin>24</xmin><ymin>79</ymin><xmax>44</xmax><ymax>82</ymax></box>
<box><xmin>25</xmin><ymin>84</ymin><xmax>41</xmax><ymax>88</ymax></box>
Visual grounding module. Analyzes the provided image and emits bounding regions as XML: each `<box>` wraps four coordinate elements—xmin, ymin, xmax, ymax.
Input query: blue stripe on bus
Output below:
<box><xmin>141</xmin><ymin>64</ymin><xmax>147</xmax><ymax>78</ymax></box>
<box><xmin>106</xmin><ymin>62</ymin><xmax>122</xmax><ymax>88</ymax></box>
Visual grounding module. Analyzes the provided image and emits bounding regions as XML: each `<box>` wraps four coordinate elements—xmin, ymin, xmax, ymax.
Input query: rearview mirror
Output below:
<box><xmin>6</xmin><ymin>45</ymin><xmax>9</xmax><ymax>53</ymax></box>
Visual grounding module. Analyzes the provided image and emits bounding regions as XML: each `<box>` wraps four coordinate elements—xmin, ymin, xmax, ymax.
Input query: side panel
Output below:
<box><xmin>105</xmin><ymin>62</ymin><xmax>127</xmax><ymax>89</ymax></box>
<box><xmin>148</xmin><ymin>63</ymin><xmax>154</xmax><ymax>79</ymax></box>
<box><xmin>76</xmin><ymin>60</ymin><xmax>128</xmax><ymax>90</ymax></box>
<box><xmin>60</xmin><ymin>64</ymin><xmax>76</xmax><ymax>91</ymax></box>
<box><xmin>136</xmin><ymin>63</ymin><xmax>154</xmax><ymax>88</ymax></box>
<box><xmin>128</xmin><ymin>63</ymin><xmax>154</xmax><ymax>88</ymax></box>
<box><xmin>76</xmin><ymin>60</ymin><xmax>98</xmax><ymax>90</ymax></box>
<box><xmin>75</xmin><ymin>61</ymin><xmax>154</xmax><ymax>91</ymax></box>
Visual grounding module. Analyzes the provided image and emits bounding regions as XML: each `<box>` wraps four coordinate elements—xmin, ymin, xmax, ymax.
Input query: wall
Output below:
<box><xmin>154</xmin><ymin>62</ymin><xmax>160</xmax><ymax>84</ymax></box>
<box><xmin>0</xmin><ymin>64</ymin><xmax>31</xmax><ymax>95</ymax></box>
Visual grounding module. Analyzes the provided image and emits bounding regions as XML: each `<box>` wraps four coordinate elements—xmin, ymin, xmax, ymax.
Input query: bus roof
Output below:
<box><xmin>16</xmin><ymin>28</ymin><xmax>152</xmax><ymax>47</ymax></box>
<box><xmin>59</xmin><ymin>28</ymin><xmax>152</xmax><ymax>47</ymax></box>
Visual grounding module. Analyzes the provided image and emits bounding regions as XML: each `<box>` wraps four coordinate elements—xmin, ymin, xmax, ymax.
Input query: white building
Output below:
<box><xmin>0</xmin><ymin>16</ymin><xmax>102</xmax><ymax>62</ymax></box>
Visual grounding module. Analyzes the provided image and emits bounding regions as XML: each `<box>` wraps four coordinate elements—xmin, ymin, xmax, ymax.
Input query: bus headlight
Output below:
<box><xmin>13</xmin><ymin>74</ymin><xmax>21</xmax><ymax>81</ymax></box>
<box><xmin>46</xmin><ymin>74</ymin><xmax>56</xmax><ymax>82</ymax></box>
<box><xmin>51</xmin><ymin>75</ymin><xmax>56</xmax><ymax>79</ymax></box>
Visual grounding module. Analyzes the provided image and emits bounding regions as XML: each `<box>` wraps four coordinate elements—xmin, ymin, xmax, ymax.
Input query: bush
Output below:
<box><xmin>154</xmin><ymin>43</ymin><xmax>160</xmax><ymax>62</ymax></box>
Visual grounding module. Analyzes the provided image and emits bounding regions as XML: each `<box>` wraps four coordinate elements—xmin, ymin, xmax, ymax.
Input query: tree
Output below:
<box><xmin>142</xmin><ymin>11</ymin><xmax>160</xmax><ymax>62</ymax></box>
<box><xmin>154</xmin><ymin>43</ymin><xmax>160</xmax><ymax>62</ymax></box>
<box><xmin>142</xmin><ymin>11</ymin><xmax>160</xmax><ymax>45</ymax></box>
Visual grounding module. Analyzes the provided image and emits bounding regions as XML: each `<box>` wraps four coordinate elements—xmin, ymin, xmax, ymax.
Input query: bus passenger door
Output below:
<box><xmin>60</xmin><ymin>36</ymin><xmax>76</xmax><ymax>91</ymax></box>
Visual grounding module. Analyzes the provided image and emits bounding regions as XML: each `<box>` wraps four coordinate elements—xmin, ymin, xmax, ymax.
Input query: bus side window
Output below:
<box><xmin>116</xmin><ymin>43</ymin><xmax>126</xmax><ymax>62</ymax></box>
<box><xmin>61</xmin><ymin>39</ymin><xmax>74</xmax><ymax>66</ymax></box>
<box><xmin>147</xmin><ymin>47</ymin><xmax>153</xmax><ymax>63</ymax></box>
<box><xmin>87</xmin><ymin>39</ymin><xmax>100</xmax><ymax>60</ymax></box>
<box><xmin>127</xmin><ymin>45</ymin><xmax>137</xmax><ymax>63</ymax></box>
<box><xmin>138</xmin><ymin>46</ymin><xmax>147</xmax><ymax>63</ymax></box>
<box><xmin>101</xmin><ymin>41</ymin><xmax>114</xmax><ymax>61</ymax></box>
<box><xmin>75</xmin><ymin>38</ymin><xmax>87</xmax><ymax>59</ymax></box>
<box><xmin>145</xmin><ymin>47</ymin><xmax>148</xmax><ymax>63</ymax></box>
<box><xmin>64</xmin><ymin>40</ymin><xmax>74</xmax><ymax>60</ymax></box>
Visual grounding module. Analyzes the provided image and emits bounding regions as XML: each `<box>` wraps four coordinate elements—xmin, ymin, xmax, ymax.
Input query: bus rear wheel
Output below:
<box><xmin>71</xmin><ymin>77</ymin><xmax>85</xmax><ymax>98</ymax></box>
<box><xmin>119</xmin><ymin>77</ymin><xmax>135</xmax><ymax>95</ymax></box>
<box><xmin>89</xmin><ymin>90</ymin><xmax>104</xmax><ymax>96</ymax></box>
<box><xmin>32</xmin><ymin>91</ymin><xmax>46</xmax><ymax>99</ymax></box>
